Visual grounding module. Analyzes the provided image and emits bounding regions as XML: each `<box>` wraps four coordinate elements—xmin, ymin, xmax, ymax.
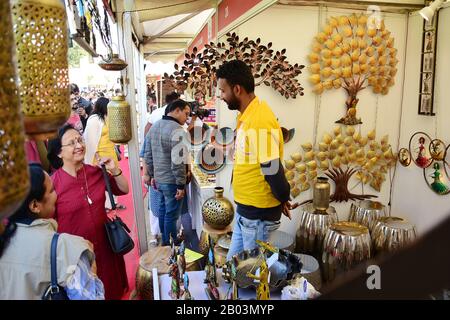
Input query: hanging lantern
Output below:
<box><xmin>108</xmin><ymin>95</ymin><xmax>132</xmax><ymax>143</ymax></box>
<box><xmin>11</xmin><ymin>0</ymin><xmax>70</xmax><ymax>140</ymax></box>
<box><xmin>0</xmin><ymin>1</ymin><xmax>29</xmax><ymax>219</ymax></box>
<box><xmin>98</xmin><ymin>54</ymin><xmax>128</xmax><ymax>71</ymax></box>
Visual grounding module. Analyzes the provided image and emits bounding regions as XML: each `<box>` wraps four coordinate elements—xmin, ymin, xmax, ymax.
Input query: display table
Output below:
<box><xmin>157</xmin><ymin>269</ymin><xmax>282</xmax><ymax>300</ymax></box>
<box><xmin>188</xmin><ymin>167</ymin><xmax>215</xmax><ymax>239</ymax></box>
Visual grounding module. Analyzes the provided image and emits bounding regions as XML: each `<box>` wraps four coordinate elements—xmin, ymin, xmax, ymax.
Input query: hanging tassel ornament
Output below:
<box><xmin>11</xmin><ymin>0</ymin><xmax>70</xmax><ymax>140</ymax></box>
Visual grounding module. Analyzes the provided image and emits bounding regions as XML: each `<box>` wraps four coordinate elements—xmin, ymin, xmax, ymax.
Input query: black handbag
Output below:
<box><xmin>102</xmin><ymin>165</ymin><xmax>134</xmax><ymax>255</ymax></box>
<box><xmin>42</xmin><ymin>233</ymin><xmax>69</xmax><ymax>300</ymax></box>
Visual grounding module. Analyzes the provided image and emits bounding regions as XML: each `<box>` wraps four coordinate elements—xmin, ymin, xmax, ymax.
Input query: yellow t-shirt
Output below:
<box><xmin>232</xmin><ymin>97</ymin><xmax>284</xmax><ymax>208</ymax></box>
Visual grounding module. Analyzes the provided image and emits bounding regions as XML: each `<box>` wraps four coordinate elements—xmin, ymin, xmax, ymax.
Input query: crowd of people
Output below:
<box><xmin>0</xmin><ymin>60</ymin><xmax>298</xmax><ymax>300</ymax></box>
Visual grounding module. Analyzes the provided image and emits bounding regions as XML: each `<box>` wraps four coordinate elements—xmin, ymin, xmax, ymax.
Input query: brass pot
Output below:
<box><xmin>313</xmin><ymin>177</ymin><xmax>331</xmax><ymax>212</ymax></box>
<box><xmin>295</xmin><ymin>203</ymin><xmax>338</xmax><ymax>258</ymax></box>
<box><xmin>349</xmin><ymin>200</ymin><xmax>387</xmax><ymax>234</ymax></box>
<box><xmin>11</xmin><ymin>0</ymin><xmax>70</xmax><ymax>140</ymax></box>
<box><xmin>0</xmin><ymin>0</ymin><xmax>30</xmax><ymax>218</ymax></box>
<box><xmin>372</xmin><ymin>216</ymin><xmax>416</xmax><ymax>254</ymax></box>
<box><xmin>322</xmin><ymin>221</ymin><xmax>371</xmax><ymax>282</ymax></box>
<box><xmin>202</xmin><ymin>187</ymin><xmax>234</xmax><ymax>229</ymax></box>
<box><xmin>107</xmin><ymin>95</ymin><xmax>132</xmax><ymax>143</ymax></box>
<box><xmin>98</xmin><ymin>54</ymin><xmax>128</xmax><ymax>71</ymax></box>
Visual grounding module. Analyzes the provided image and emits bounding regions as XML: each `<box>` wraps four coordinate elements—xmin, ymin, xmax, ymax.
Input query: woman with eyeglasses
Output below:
<box><xmin>47</xmin><ymin>124</ymin><xmax>129</xmax><ymax>300</ymax></box>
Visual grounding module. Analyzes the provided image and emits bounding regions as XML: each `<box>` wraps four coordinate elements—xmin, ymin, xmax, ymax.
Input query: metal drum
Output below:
<box><xmin>322</xmin><ymin>222</ymin><xmax>371</xmax><ymax>283</ymax></box>
<box><xmin>134</xmin><ymin>246</ymin><xmax>199</xmax><ymax>300</ymax></box>
<box><xmin>372</xmin><ymin>216</ymin><xmax>417</xmax><ymax>254</ymax></box>
<box><xmin>295</xmin><ymin>203</ymin><xmax>338</xmax><ymax>257</ymax></box>
<box><xmin>349</xmin><ymin>200</ymin><xmax>387</xmax><ymax>233</ymax></box>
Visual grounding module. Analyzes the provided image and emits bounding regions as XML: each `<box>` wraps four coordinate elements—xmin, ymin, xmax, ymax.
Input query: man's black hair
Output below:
<box><xmin>165</xmin><ymin>99</ymin><xmax>189</xmax><ymax>115</ymax></box>
<box><xmin>70</xmin><ymin>83</ymin><xmax>80</xmax><ymax>95</ymax></box>
<box><xmin>165</xmin><ymin>92</ymin><xmax>180</xmax><ymax>104</ymax></box>
<box><xmin>216</xmin><ymin>60</ymin><xmax>255</xmax><ymax>93</ymax></box>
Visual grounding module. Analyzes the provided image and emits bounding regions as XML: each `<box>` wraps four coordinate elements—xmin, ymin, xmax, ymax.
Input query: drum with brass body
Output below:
<box><xmin>372</xmin><ymin>216</ymin><xmax>416</xmax><ymax>254</ymax></box>
<box><xmin>322</xmin><ymin>222</ymin><xmax>371</xmax><ymax>282</ymax></box>
<box><xmin>134</xmin><ymin>246</ymin><xmax>200</xmax><ymax>300</ymax></box>
<box><xmin>296</xmin><ymin>204</ymin><xmax>338</xmax><ymax>257</ymax></box>
<box><xmin>349</xmin><ymin>200</ymin><xmax>387</xmax><ymax>233</ymax></box>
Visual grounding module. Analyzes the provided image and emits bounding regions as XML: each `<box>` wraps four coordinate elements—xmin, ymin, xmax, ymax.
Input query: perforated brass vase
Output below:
<box><xmin>322</xmin><ymin>222</ymin><xmax>371</xmax><ymax>283</ymax></box>
<box><xmin>0</xmin><ymin>1</ymin><xmax>30</xmax><ymax>218</ymax></box>
<box><xmin>372</xmin><ymin>217</ymin><xmax>417</xmax><ymax>254</ymax></box>
<box><xmin>11</xmin><ymin>0</ymin><xmax>70</xmax><ymax>140</ymax></box>
<box><xmin>295</xmin><ymin>203</ymin><xmax>338</xmax><ymax>257</ymax></box>
<box><xmin>349</xmin><ymin>200</ymin><xmax>387</xmax><ymax>234</ymax></box>
<box><xmin>313</xmin><ymin>177</ymin><xmax>330</xmax><ymax>212</ymax></box>
<box><xmin>202</xmin><ymin>187</ymin><xmax>234</xmax><ymax>230</ymax></box>
<box><xmin>107</xmin><ymin>95</ymin><xmax>132</xmax><ymax>143</ymax></box>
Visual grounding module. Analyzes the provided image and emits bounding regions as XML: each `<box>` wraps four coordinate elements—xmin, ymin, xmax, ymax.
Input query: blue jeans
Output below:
<box><xmin>226</xmin><ymin>213</ymin><xmax>280</xmax><ymax>261</ymax></box>
<box><xmin>155</xmin><ymin>183</ymin><xmax>184</xmax><ymax>246</ymax></box>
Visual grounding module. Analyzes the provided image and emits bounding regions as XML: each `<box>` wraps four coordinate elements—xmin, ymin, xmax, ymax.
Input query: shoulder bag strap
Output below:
<box><xmin>50</xmin><ymin>233</ymin><xmax>60</xmax><ymax>292</ymax></box>
<box><xmin>101</xmin><ymin>164</ymin><xmax>117</xmax><ymax>210</ymax></box>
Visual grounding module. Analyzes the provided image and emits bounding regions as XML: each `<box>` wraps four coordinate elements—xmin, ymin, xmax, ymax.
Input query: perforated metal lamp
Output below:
<box><xmin>419</xmin><ymin>0</ymin><xmax>445</xmax><ymax>21</ymax></box>
<box><xmin>0</xmin><ymin>1</ymin><xmax>30</xmax><ymax>219</ymax></box>
<box><xmin>10</xmin><ymin>0</ymin><xmax>71</xmax><ymax>140</ymax></box>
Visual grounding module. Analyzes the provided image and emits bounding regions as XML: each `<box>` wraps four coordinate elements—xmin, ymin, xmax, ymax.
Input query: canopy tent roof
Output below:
<box><xmin>125</xmin><ymin>0</ymin><xmax>215</xmax><ymax>63</ymax></box>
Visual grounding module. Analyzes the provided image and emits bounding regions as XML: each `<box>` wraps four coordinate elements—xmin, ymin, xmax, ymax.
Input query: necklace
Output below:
<box><xmin>82</xmin><ymin>165</ymin><xmax>93</xmax><ymax>205</ymax></box>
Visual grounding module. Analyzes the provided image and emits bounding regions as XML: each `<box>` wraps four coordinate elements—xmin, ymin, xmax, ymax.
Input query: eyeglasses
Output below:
<box><xmin>61</xmin><ymin>137</ymin><xmax>85</xmax><ymax>148</ymax></box>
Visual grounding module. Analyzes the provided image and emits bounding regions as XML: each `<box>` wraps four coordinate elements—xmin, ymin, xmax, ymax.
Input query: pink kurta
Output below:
<box><xmin>51</xmin><ymin>164</ymin><xmax>128</xmax><ymax>300</ymax></box>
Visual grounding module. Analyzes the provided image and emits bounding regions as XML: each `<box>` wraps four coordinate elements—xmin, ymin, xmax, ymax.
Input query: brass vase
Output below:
<box><xmin>11</xmin><ymin>0</ymin><xmax>70</xmax><ymax>140</ymax></box>
<box><xmin>202</xmin><ymin>187</ymin><xmax>234</xmax><ymax>230</ymax></box>
<box><xmin>313</xmin><ymin>177</ymin><xmax>330</xmax><ymax>212</ymax></box>
<box><xmin>0</xmin><ymin>0</ymin><xmax>29</xmax><ymax>218</ymax></box>
<box><xmin>107</xmin><ymin>95</ymin><xmax>132</xmax><ymax>144</ymax></box>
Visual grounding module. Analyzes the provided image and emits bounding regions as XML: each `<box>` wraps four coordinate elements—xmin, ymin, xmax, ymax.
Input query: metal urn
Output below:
<box><xmin>107</xmin><ymin>95</ymin><xmax>132</xmax><ymax>144</ymax></box>
<box><xmin>11</xmin><ymin>0</ymin><xmax>70</xmax><ymax>140</ymax></box>
<box><xmin>313</xmin><ymin>177</ymin><xmax>331</xmax><ymax>212</ymax></box>
<box><xmin>202</xmin><ymin>187</ymin><xmax>234</xmax><ymax>230</ymax></box>
<box><xmin>0</xmin><ymin>0</ymin><xmax>30</xmax><ymax>218</ymax></box>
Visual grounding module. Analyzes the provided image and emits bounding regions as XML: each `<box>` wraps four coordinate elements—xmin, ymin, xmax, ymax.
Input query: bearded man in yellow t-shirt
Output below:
<box><xmin>216</xmin><ymin>60</ymin><xmax>296</xmax><ymax>261</ymax></box>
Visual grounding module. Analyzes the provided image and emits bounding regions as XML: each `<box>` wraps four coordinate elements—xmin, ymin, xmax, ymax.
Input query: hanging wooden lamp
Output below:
<box><xmin>108</xmin><ymin>95</ymin><xmax>132</xmax><ymax>144</ymax></box>
<box><xmin>0</xmin><ymin>1</ymin><xmax>29</xmax><ymax>219</ymax></box>
<box><xmin>10</xmin><ymin>0</ymin><xmax>70</xmax><ymax>140</ymax></box>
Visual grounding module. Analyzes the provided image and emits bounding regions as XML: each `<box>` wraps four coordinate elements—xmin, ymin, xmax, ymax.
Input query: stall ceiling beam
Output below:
<box><xmin>127</xmin><ymin>0</ymin><xmax>216</xmax><ymax>22</ymax></box>
<box><xmin>143</xmin><ymin>11</ymin><xmax>202</xmax><ymax>44</ymax></box>
<box><xmin>143</xmin><ymin>42</ymin><xmax>189</xmax><ymax>51</ymax></box>
<box><xmin>278</xmin><ymin>0</ymin><xmax>425</xmax><ymax>13</ymax></box>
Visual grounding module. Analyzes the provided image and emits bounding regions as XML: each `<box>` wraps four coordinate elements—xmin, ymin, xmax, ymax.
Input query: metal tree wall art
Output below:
<box><xmin>284</xmin><ymin>126</ymin><xmax>397</xmax><ymax>202</ymax></box>
<box><xmin>163</xmin><ymin>32</ymin><xmax>305</xmax><ymax>99</ymax></box>
<box><xmin>308</xmin><ymin>14</ymin><xmax>399</xmax><ymax>125</ymax></box>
